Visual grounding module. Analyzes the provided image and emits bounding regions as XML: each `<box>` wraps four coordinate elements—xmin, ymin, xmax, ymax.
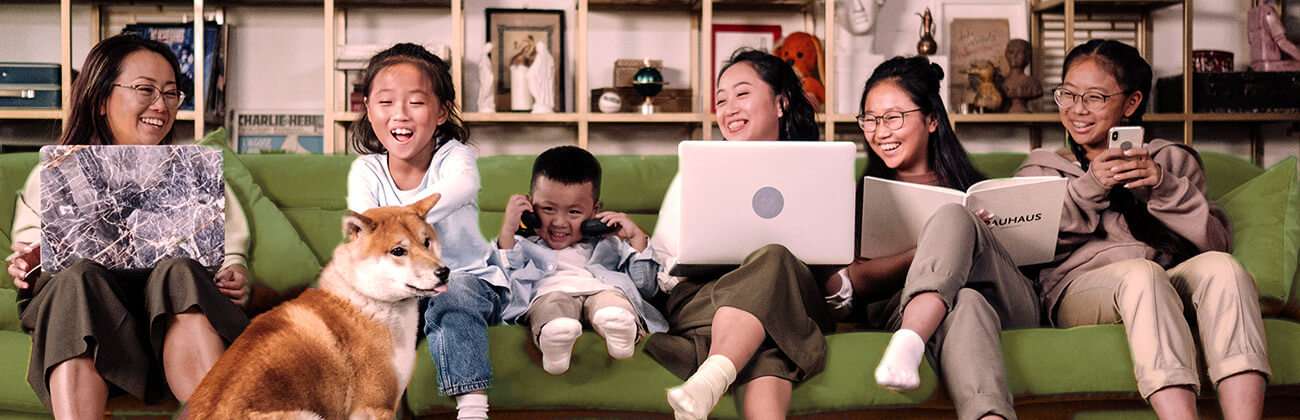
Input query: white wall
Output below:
<box><xmin>1</xmin><ymin>1</ymin><xmax>1295</xmax><ymax>165</ymax></box>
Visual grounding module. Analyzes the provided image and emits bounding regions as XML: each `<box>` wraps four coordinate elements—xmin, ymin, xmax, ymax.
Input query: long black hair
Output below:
<box><xmin>1062</xmin><ymin>39</ymin><xmax>1199</xmax><ymax>265</ymax></box>
<box><xmin>350</xmin><ymin>43</ymin><xmax>469</xmax><ymax>155</ymax></box>
<box><xmin>858</xmin><ymin>55</ymin><xmax>985</xmax><ymax>190</ymax></box>
<box><xmin>717</xmin><ymin>49</ymin><xmax>819</xmax><ymax>141</ymax></box>
<box><xmin>60</xmin><ymin>34</ymin><xmax>182</xmax><ymax>146</ymax></box>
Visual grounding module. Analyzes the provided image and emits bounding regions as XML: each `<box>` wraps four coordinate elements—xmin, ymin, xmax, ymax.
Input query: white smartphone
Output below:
<box><xmin>1108</xmin><ymin>126</ymin><xmax>1144</xmax><ymax>151</ymax></box>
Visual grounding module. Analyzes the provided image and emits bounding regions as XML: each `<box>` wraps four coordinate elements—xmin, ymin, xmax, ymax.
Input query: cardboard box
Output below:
<box><xmin>591</xmin><ymin>87</ymin><xmax>693</xmax><ymax>113</ymax></box>
<box><xmin>614</xmin><ymin>59</ymin><xmax>664</xmax><ymax>88</ymax></box>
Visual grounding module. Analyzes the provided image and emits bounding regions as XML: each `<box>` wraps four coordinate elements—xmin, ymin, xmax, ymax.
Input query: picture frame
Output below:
<box><xmin>934</xmin><ymin>0</ymin><xmax>1029</xmax><ymax>111</ymax></box>
<box><xmin>711</xmin><ymin>24</ymin><xmax>783</xmax><ymax>112</ymax></box>
<box><xmin>486</xmin><ymin>8</ymin><xmax>566</xmax><ymax>112</ymax></box>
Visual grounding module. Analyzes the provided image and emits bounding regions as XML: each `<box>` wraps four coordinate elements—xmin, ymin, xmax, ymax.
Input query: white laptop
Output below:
<box><xmin>675</xmin><ymin>141</ymin><xmax>855</xmax><ymax>268</ymax></box>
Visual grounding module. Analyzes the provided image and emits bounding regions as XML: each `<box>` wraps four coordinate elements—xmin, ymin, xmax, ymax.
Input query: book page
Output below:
<box><xmin>859</xmin><ymin>177</ymin><xmax>965</xmax><ymax>258</ymax></box>
<box><xmin>964</xmin><ymin>177</ymin><xmax>1067</xmax><ymax>265</ymax></box>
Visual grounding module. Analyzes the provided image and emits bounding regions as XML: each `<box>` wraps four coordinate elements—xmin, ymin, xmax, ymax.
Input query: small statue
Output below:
<box><xmin>999</xmin><ymin>39</ymin><xmax>1043</xmax><ymax>113</ymax></box>
<box><xmin>1248</xmin><ymin>0</ymin><xmax>1300</xmax><ymax>71</ymax></box>
<box><xmin>916</xmin><ymin>7</ymin><xmax>938</xmax><ymax>56</ymax></box>
<box><xmin>477</xmin><ymin>43</ymin><xmax>496</xmax><ymax>113</ymax></box>
<box><xmin>508</xmin><ymin>37</ymin><xmax>536</xmax><ymax>111</ymax></box>
<box><xmin>774</xmin><ymin>32</ymin><xmax>826</xmax><ymax>111</ymax></box>
<box><xmin>527</xmin><ymin>41</ymin><xmax>557</xmax><ymax>114</ymax></box>
<box><xmin>841</xmin><ymin>0</ymin><xmax>885</xmax><ymax>35</ymax></box>
<box><xmin>965</xmin><ymin>60</ymin><xmax>1003</xmax><ymax>113</ymax></box>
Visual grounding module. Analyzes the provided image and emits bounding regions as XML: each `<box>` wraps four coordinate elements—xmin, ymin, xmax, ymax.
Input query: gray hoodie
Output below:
<box><xmin>1015</xmin><ymin>139</ymin><xmax>1231</xmax><ymax>323</ymax></box>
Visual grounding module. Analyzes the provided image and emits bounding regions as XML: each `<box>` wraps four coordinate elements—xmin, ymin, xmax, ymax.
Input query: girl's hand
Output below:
<box><xmin>1109</xmin><ymin>146</ymin><xmax>1163</xmax><ymax>189</ymax></box>
<box><xmin>974</xmin><ymin>209</ymin><xmax>997</xmax><ymax>226</ymax></box>
<box><xmin>6</xmin><ymin>242</ymin><xmax>39</xmax><ymax>289</ymax></box>
<box><xmin>595</xmin><ymin>211</ymin><xmax>648</xmax><ymax>252</ymax></box>
<box><xmin>215</xmin><ymin>264</ymin><xmax>251</xmax><ymax>308</ymax></box>
<box><xmin>1086</xmin><ymin>148</ymin><xmax>1131</xmax><ymax>189</ymax></box>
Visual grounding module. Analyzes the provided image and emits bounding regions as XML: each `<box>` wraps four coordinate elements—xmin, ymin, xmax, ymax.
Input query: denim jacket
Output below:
<box><xmin>497</xmin><ymin>235</ymin><xmax>668</xmax><ymax>333</ymax></box>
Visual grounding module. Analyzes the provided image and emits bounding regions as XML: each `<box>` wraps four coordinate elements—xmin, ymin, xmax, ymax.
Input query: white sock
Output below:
<box><xmin>537</xmin><ymin>318</ymin><xmax>582</xmax><ymax>375</ymax></box>
<box><xmin>455</xmin><ymin>391</ymin><xmax>489</xmax><ymax>420</ymax></box>
<box><xmin>591</xmin><ymin>306</ymin><xmax>638</xmax><ymax>360</ymax></box>
<box><xmin>666</xmin><ymin>354</ymin><xmax>736</xmax><ymax>420</ymax></box>
<box><xmin>875</xmin><ymin>329</ymin><xmax>926</xmax><ymax>391</ymax></box>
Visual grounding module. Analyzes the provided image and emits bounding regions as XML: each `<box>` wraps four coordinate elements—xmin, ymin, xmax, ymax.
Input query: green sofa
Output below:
<box><xmin>1</xmin><ymin>135</ymin><xmax>1298</xmax><ymax>419</ymax></box>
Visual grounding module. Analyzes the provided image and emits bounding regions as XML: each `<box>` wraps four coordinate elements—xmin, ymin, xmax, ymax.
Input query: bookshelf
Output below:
<box><xmin>3</xmin><ymin>0</ymin><xmax>1294</xmax><ymax>162</ymax></box>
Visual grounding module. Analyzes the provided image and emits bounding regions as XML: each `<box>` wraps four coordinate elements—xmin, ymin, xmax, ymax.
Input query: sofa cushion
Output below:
<box><xmin>1216</xmin><ymin>157</ymin><xmax>1299</xmax><ymax>317</ymax></box>
<box><xmin>0</xmin><ymin>330</ymin><xmax>45</xmax><ymax>414</ymax></box>
<box><xmin>405</xmin><ymin>327</ymin><xmax>938</xmax><ymax>418</ymax></box>
<box><xmin>197</xmin><ymin>130</ymin><xmax>323</xmax><ymax>293</ymax></box>
<box><xmin>238</xmin><ymin>155</ymin><xmax>352</xmax><ymax>265</ymax></box>
<box><xmin>0</xmin><ymin>153</ymin><xmax>38</xmax><ymax>293</ymax></box>
<box><xmin>1201</xmin><ymin>152</ymin><xmax>1266</xmax><ymax>201</ymax></box>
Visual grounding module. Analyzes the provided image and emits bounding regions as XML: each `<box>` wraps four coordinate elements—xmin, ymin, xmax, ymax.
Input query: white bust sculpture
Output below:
<box><xmin>842</xmin><ymin>0</ymin><xmax>885</xmax><ymax>35</ymax></box>
<box><xmin>477</xmin><ymin>43</ymin><xmax>496</xmax><ymax>113</ymax></box>
<box><xmin>527</xmin><ymin>41</ymin><xmax>557</xmax><ymax>114</ymax></box>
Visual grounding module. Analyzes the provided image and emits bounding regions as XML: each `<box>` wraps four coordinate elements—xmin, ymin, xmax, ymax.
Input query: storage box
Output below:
<box><xmin>590</xmin><ymin>87</ymin><xmax>693</xmax><ymax>113</ymax></box>
<box><xmin>1156</xmin><ymin>72</ymin><xmax>1300</xmax><ymax>113</ymax></box>
<box><xmin>0</xmin><ymin>63</ymin><xmax>60</xmax><ymax>109</ymax></box>
<box><xmin>614</xmin><ymin>59</ymin><xmax>663</xmax><ymax>88</ymax></box>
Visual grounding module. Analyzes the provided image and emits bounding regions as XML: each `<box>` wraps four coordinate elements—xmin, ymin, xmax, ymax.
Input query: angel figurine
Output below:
<box><xmin>477</xmin><ymin>43</ymin><xmax>496</xmax><ymax>113</ymax></box>
<box><xmin>527</xmin><ymin>41</ymin><xmax>557</xmax><ymax>114</ymax></box>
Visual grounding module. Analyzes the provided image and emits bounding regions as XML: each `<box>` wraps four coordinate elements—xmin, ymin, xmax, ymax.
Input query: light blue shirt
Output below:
<box><xmin>497</xmin><ymin>235</ymin><xmax>667</xmax><ymax>333</ymax></box>
<box><xmin>346</xmin><ymin>140</ymin><xmax>508</xmax><ymax>289</ymax></box>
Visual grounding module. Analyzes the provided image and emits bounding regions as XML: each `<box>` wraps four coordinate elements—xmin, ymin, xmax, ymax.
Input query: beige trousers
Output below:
<box><xmin>527</xmin><ymin>289</ymin><xmax>640</xmax><ymax>340</ymax></box>
<box><xmin>1055</xmin><ymin>251</ymin><xmax>1271</xmax><ymax>399</ymax></box>
<box><xmin>889</xmin><ymin>204</ymin><xmax>1041</xmax><ymax>420</ymax></box>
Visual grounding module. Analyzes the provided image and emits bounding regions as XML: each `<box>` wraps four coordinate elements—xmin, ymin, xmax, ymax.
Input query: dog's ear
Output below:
<box><xmin>342</xmin><ymin>211</ymin><xmax>376</xmax><ymax>241</ymax></box>
<box><xmin>412</xmin><ymin>193</ymin><xmax>442</xmax><ymax>218</ymax></box>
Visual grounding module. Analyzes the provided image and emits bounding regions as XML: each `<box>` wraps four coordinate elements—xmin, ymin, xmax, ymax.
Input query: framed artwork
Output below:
<box><xmin>711</xmin><ymin>24</ymin><xmax>783</xmax><ymax>111</ymax></box>
<box><xmin>486</xmin><ymin>8</ymin><xmax>565</xmax><ymax>112</ymax></box>
<box><xmin>948</xmin><ymin>18</ymin><xmax>1010</xmax><ymax>106</ymax></box>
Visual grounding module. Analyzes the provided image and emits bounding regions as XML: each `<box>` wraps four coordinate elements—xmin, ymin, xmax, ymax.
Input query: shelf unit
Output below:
<box><xmin>319</xmin><ymin>0</ymin><xmax>834</xmax><ymax>151</ymax></box>
<box><xmin>6</xmin><ymin>0</ymin><xmax>1294</xmax><ymax>161</ymax></box>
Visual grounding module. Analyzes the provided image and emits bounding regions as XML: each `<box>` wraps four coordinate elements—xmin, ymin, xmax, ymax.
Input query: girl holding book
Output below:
<box><xmin>1015</xmin><ymin>39</ymin><xmax>1269</xmax><ymax>419</ymax></box>
<box><xmin>830</xmin><ymin>55</ymin><xmax>1039</xmax><ymax>420</ymax></box>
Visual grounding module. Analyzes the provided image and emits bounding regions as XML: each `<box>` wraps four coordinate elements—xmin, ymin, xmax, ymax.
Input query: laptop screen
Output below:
<box><xmin>38</xmin><ymin>145</ymin><xmax>225</xmax><ymax>272</ymax></box>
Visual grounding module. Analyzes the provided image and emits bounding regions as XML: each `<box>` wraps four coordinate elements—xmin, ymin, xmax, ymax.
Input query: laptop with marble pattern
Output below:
<box><xmin>38</xmin><ymin>145</ymin><xmax>225</xmax><ymax>272</ymax></box>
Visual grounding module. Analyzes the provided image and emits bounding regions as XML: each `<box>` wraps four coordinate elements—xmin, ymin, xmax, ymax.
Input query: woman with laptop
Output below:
<box><xmin>645</xmin><ymin>49</ymin><xmax>833</xmax><ymax>420</ymax></box>
<box><xmin>1016</xmin><ymin>40</ymin><xmax>1268</xmax><ymax>419</ymax></box>
<box><xmin>5</xmin><ymin>34</ymin><xmax>251</xmax><ymax>418</ymax></box>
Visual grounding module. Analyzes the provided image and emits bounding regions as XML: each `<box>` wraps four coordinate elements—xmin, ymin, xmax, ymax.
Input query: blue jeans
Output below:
<box><xmin>422</xmin><ymin>272</ymin><xmax>508</xmax><ymax>396</ymax></box>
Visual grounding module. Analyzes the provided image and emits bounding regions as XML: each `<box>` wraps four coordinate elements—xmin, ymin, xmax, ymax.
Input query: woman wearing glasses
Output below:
<box><xmin>827</xmin><ymin>55</ymin><xmax>1039</xmax><ymax>420</ymax></box>
<box><xmin>5</xmin><ymin>34</ymin><xmax>251</xmax><ymax>418</ymax></box>
<box><xmin>1016</xmin><ymin>40</ymin><xmax>1268</xmax><ymax>419</ymax></box>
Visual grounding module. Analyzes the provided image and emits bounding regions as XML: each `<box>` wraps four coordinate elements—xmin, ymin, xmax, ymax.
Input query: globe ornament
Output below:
<box><xmin>632</xmin><ymin>64</ymin><xmax>665</xmax><ymax>114</ymax></box>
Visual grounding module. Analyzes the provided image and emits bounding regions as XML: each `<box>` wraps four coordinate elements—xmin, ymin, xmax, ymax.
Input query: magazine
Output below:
<box><xmin>859</xmin><ymin>176</ymin><xmax>1067</xmax><ymax>266</ymax></box>
<box><xmin>232</xmin><ymin>112</ymin><xmax>325</xmax><ymax>154</ymax></box>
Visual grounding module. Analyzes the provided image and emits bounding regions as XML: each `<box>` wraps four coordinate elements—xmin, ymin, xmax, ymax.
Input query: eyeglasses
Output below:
<box><xmin>112</xmin><ymin>83</ymin><xmax>186</xmax><ymax>108</ymax></box>
<box><xmin>1053</xmin><ymin>87</ymin><xmax>1122</xmax><ymax>112</ymax></box>
<box><xmin>856</xmin><ymin>109</ymin><xmax>920</xmax><ymax>132</ymax></box>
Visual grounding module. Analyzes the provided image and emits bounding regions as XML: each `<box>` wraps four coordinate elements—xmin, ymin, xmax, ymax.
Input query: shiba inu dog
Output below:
<box><xmin>186</xmin><ymin>194</ymin><xmax>449</xmax><ymax>419</ymax></box>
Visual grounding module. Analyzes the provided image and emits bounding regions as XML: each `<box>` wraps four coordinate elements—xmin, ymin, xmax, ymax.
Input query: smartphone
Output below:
<box><xmin>517</xmin><ymin>210</ymin><xmax>619</xmax><ymax>238</ymax></box>
<box><xmin>1108</xmin><ymin>126</ymin><xmax>1144</xmax><ymax>151</ymax></box>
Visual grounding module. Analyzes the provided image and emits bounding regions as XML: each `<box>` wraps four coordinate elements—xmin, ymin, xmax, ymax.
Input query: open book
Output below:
<box><xmin>859</xmin><ymin>176</ymin><xmax>1067</xmax><ymax>266</ymax></box>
